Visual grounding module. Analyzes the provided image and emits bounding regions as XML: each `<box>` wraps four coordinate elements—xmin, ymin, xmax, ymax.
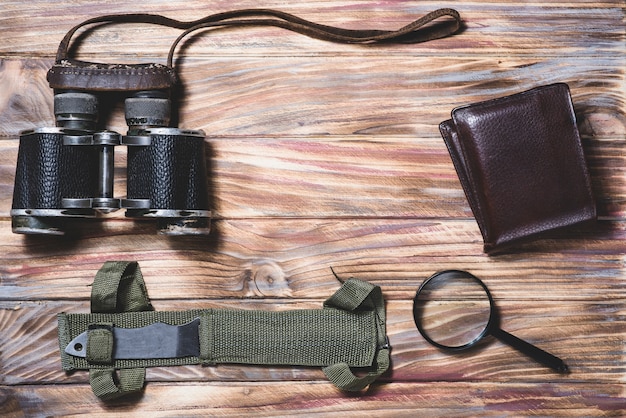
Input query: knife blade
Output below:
<box><xmin>64</xmin><ymin>318</ymin><xmax>201</xmax><ymax>359</ymax></box>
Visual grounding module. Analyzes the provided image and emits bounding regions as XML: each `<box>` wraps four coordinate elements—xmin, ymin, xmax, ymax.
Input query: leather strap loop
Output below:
<box><xmin>56</xmin><ymin>8</ymin><xmax>461</xmax><ymax>63</ymax></box>
<box><xmin>54</xmin><ymin>13</ymin><xmax>195</xmax><ymax>63</ymax></box>
<box><xmin>166</xmin><ymin>8</ymin><xmax>462</xmax><ymax>66</ymax></box>
<box><xmin>48</xmin><ymin>8</ymin><xmax>461</xmax><ymax>91</ymax></box>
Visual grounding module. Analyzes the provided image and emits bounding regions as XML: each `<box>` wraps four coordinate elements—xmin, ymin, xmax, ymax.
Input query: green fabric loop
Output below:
<box><xmin>323</xmin><ymin>348</ymin><xmax>390</xmax><ymax>391</ymax></box>
<box><xmin>86</xmin><ymin>323</ymin><xmax>114</xmax><ymax>364</ymax></box>
<box><xmin>325</xmin><ymin>278</ymin><xmax>386</xmax><ymax>347</ymax></box>
<box><xmin>322</xmin><ymin>278</ymin><xmax>389</xmax><ymax>390</ymax></box>
<box><xmin>324</xmin><ymin>278</ymin><xmax>379</xmax><ymax>312</ymax></box>
<box><xmin>91</xmin><ymin>261</ymin><xmax>153</xmax><ymax>313</ymax></box>
<box><xmin>89</xmin><ymin>368</ymin><xmax>145</xmax><ymax>400</ymax></box>
<box><xmin>88</xmin><ymin>262</ymin><xmax>151</xmax><ymax>400</ymax></box>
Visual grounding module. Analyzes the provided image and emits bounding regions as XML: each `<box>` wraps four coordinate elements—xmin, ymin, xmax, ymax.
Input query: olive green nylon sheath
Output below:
<box><xmin>57</xmin><ymin>261</ymin><xmax>390</xmax><ymax>400</ymax></box>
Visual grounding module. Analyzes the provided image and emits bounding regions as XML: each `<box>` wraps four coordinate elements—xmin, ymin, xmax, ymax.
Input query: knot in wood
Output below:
<box><xmin>245</xmin><ymin>260</ymin><xmax>291</xmax><ymax>297</ymax></box>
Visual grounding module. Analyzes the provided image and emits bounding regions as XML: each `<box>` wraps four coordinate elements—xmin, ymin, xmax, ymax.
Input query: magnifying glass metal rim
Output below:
<box><xmin>413</xmin><ymin>269</ymin><xmax>497</xmax><ymax>351</ymax></box>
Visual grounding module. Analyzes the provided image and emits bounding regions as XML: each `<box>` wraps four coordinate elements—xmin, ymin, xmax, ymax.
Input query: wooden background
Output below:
<box><xmin>1</xmin><ymin>0</ymin><xmax>624</xmax><ymax>416</ymax></box>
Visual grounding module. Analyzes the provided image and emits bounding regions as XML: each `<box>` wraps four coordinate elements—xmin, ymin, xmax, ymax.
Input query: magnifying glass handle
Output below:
<box><xmin>492</xmin><ymin>328</ymin><xmax>569</xmax><ymax>374</ymax></box>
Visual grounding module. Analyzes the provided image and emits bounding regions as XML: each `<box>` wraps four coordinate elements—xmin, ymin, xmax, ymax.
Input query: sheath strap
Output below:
<box><xmin>91</xmin><ymin>261</ymin><xmax>153</xmax><ymax>313</ymax></box>
<box><xmin>48</xmin><ymin>8</ymin><xmax>461</xmax><ymax>90</ymax></box>
<box><xmin>57</xmin><ymin>261</ymin><xmax>389</xmax><ymax>400</ymax></box>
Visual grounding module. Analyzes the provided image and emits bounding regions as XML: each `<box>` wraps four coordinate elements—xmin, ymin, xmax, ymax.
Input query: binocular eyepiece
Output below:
<box><xmin>11</xmin><ymin>89</ymin><xmax>211</xmax><ymax>235</ymax></box>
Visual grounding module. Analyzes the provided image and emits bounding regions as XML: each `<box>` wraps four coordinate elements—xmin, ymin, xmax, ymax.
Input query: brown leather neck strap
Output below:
<box><xmin>49</xmin><ymin>8</ymin><xmax>461</xmax><ymax>91</ymax></box>
<box><xmin>54</xmin><ymin>13</ymin><xmax>193</xmax><ymax>64</ymax></box>
<box><xmin>166</xmin><ymin>8</ymin><xmax>462</xmax><ymax>66</ymax></box>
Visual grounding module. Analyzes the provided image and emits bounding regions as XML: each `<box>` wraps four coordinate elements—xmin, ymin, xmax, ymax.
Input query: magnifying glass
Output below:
<box><xmin>413</xmin><ymin>270</ymin><xmax>569</xmax><ymax>374</ymax></box>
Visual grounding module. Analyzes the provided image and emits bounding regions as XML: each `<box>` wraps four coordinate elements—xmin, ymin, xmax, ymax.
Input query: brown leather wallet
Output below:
<box><xmin>439</xmin><ymin>83</ymin><xmax>596</xmax><ymax>253</ymax></box>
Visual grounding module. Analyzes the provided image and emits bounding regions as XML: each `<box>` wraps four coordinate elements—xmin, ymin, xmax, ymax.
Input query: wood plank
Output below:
<box><xmin>1</xmin><ymin>1</ymin><xmax>623</xmax><ymax>58</ymax></box>
<box><xmin>0</xmin><ymin>219</ymin><xmax>623</xmax><ymax>301</ymax></box>
<box><xmin>1</xmin><ymin>57</ymin><xmax>623</xmax><ymax>138</ymax></box>
<box><xmin>1</xmin><ymin>382</ymin><xmax>624</xmax><ymax>417</ymax></box>
<box><xmin>176</xmin><ymin>57</ymin><xmax>625</xmax><ymax>138</ymax></box>
<box><xmin>1</xmin><ymin>300</ymin><xmax>623</xmax><ymax>385</ymax></box>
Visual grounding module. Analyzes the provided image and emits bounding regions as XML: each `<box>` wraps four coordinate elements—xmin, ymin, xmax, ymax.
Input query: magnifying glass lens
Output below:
<box><xmin>414</xmin><ymin>271</ymin><xmax>492</xmax><ymax>349</ymax></box>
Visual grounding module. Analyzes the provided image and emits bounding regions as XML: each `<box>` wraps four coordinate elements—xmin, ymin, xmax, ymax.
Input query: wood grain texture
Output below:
<box><xmin>1</xmin><ymin>57</ymin><xmax>624</xmax><ymax>138</ymax></box>
<box><xmin>2</xmin><ymin>382</ymin><xmax>624</xmax><ymax>417</ymax></box>
<box><xmin>0</xmin><ymin>218</ymin><xmax>624</xmax><ymax>301</ymax></box>
<box><xmin>0</xmin><ymin>0</ymin><xmax>624</xmax><ymax>416</ymax></box>
<box><xmin>1</xmin><ymin>1</ymin><xmax>623</xmax><ymax>58</ymax></box>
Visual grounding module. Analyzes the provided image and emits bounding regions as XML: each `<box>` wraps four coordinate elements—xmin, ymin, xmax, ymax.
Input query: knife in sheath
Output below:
<box><xmin>65</xmin><ymin>318</ymin><xmax>201</xmax><ymax>359</ymax></box>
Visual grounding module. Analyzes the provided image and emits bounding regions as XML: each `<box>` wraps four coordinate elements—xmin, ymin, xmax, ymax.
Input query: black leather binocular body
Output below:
<box><xmin>11</xmin><ymin>88</ymin><xmax>211</xmax><ymax>235</ymax></box>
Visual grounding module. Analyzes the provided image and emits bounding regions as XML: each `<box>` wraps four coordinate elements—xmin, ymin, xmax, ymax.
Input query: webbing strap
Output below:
<box><xmin>202</xmin><ymin>303</ymin><xmax>378</xmax><ymax>368</ymax></box>
<box><xmin>57</xmin><ymin>261</ymin><xmax>389</xmax><ymax>399</ymax></box>
<box><xmin>322</xmin><ymin>278</ymin><xmax>389</xmax><ymax>391</ymax></box>
<box><xmin>91</xmin><ymin>261</ymin><xmax>153</xmax><ymax>313</ymax></box>
<box><xmin>89</xmin><ymin>261</ymin><xmax>152</xmax><ymax>399</ymax></box>
<box><xmin>89</xmin><ymin>368</ymin><xmax>145</xmax><ymax>401</ymax></box>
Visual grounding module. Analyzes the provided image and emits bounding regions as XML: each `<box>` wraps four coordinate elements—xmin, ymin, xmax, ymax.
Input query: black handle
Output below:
<box><xmin>492</xmin><ymin>327</ymin><xmax>569</xmax><ymax>374</ymax></box>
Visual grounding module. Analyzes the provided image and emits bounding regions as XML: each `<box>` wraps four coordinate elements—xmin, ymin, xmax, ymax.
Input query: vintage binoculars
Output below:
<box><xmin>11</xmin><ymin>9</ymin><xmax>462</xmax><ymax>235</ymax></box>
<box><xmin>10</xmin><ymin>12</ymin><xmax>216</xmax><ymax>236</ymax></box>
<box><xmin>11</xmin><ymin>88</ymin><xmax>210</xmax><ymax>235</ymax></box>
